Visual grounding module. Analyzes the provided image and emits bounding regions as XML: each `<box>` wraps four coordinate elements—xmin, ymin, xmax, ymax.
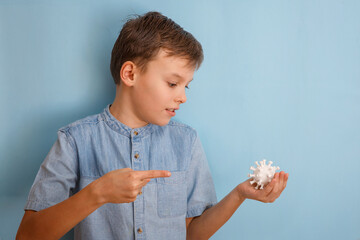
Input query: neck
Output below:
<box><xmin>110</xmin><ymin>85</ymin><xmax>148</xmax><ymax>129</ymax></box>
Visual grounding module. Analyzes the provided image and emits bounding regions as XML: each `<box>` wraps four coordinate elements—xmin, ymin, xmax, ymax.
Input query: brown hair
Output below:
<box><xmin>110</xmin><ymin>11</ymin><xmax>204</xmax><ymax>85</ymax></box>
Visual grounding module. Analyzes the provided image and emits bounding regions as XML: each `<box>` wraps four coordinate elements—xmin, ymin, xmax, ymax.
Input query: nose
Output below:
<box><xmin>176</xmin><ymin>88</ymin><xmax>187</xmax><ymax>104</ymax></box>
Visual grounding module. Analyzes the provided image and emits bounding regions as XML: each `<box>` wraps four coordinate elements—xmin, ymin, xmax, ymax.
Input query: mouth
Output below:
<box><xmin>166</xmin><ymin>108</ymin><xmax>178</xmax><ymax>116</ymax></box>
<box><xmin>166</xmin><ymin>107</ymin><xmax>179</xmax><ymax>112</ymax></box>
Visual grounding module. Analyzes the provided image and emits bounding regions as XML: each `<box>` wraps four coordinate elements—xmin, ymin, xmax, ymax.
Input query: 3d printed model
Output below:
<box><xmin>248</xmin><ymin>159</ymin><xmax>280</xmax><ymax>189</ymax></box>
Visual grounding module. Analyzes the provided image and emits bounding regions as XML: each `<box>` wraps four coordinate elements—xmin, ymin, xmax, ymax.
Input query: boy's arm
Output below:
<box><xmin>17</xmin><ymin>182</ymin><xmax>103</xmax><ymax>240</ymax></box>
<box><xmin>16</xmin><ymin>168</ymin><xmax>170</xmax><ymax>240</ymax></box>
<box><xmin>186</xmin><ymin>171</ymin><xmax>289</xmax><ymax>240</ymax></box>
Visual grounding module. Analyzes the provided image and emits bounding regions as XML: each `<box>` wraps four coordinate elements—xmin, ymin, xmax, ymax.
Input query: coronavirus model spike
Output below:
<box><xmin>248</xmin><ymin>159</ymin><xmax>280</xmax><ymax>190</ymax></box>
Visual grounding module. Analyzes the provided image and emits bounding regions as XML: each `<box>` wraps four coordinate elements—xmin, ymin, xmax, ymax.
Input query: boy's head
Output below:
<box><xmin>109</xmin><ymin>12</ymin><xmax>203</xmax><ymax>127</ymax></box>
<box><xmin>110</xmin><ymin>11</ymin><xmax>203</xmax><ymax>85</ymax></box>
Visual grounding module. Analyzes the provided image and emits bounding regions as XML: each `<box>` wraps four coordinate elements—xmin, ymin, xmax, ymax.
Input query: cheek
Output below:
<box><xmin>149</xmin><ymin>84</ymin><xmax>170</xmax><ymax>101</ymax></box>
<box><xmin>135</xmin><ymin>77</ymin><xmax>172</xmax><ymax>111</ymax></box>
<box><xmin>138</xmin><ymin>86</ymin><xmax>166</xmax><ymax>110</ymax></box>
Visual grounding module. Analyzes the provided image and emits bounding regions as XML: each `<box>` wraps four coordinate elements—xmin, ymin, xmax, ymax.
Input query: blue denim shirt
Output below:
<box><xmin>25</xmin><ymin>105</ymin><xmax>217</xmax><ymax>240</ymax></box>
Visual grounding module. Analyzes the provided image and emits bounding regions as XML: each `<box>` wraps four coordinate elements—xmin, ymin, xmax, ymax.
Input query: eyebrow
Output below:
<box><xmin>170</xmin><ymin>73</ymin><xmax>193</xmax><ymax>84</ymax></box>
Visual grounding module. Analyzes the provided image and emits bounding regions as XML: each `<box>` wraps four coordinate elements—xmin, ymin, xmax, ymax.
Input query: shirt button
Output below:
<box><xmin>134</xmin><ymin>153</ymin><xmax>139</xmax><ymax>159</ymax></box>
<box><xmin>134</xmin><ymin>131</ymin><xmax>138</xmax><ymax>135</ymax></box>
<box><xmin>137</xmin><ymin>228</ymin><xmax>143</xmax><ymax>234</ymax></box>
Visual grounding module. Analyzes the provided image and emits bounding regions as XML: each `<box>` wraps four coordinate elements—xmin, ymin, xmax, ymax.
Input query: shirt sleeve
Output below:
<box><xmin>24</xmin><ymin>129</ymin><xmax>78</xmax><ymax>211</ymax></box>
<box><xmin>186</xmin><ymin>132</ymin><xmax>217</xmax><ymax>218</ymax></box>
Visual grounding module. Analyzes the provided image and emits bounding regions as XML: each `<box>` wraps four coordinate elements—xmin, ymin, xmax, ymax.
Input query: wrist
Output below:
<box><xmin>88</xmin><ymin>178</ymin><xmax>108</xmax><ymax>206</ymax></box>
<box><xmin>234</xmin><ymin>184</ymin><xmax>246</xmax><ymax>202</ymax></box>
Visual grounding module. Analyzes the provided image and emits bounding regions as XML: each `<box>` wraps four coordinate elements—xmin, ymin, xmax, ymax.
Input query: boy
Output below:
<box><xmin>17</xmin><ymin>12</ymin><xmax>288</xmax><ymax>240</ymax></box>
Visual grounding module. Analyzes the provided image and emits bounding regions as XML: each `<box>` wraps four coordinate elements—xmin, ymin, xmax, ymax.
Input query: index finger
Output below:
<box><xmin>136</xmin><ymin>170</ymin><xmax>171</xmax><ymax>180</ymax></box>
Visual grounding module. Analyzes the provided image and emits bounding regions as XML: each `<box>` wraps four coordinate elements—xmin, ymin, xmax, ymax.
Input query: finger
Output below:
<box><xmin>137</xmin><ymin>170</ymin><xmax>171</xmax><ymax>180</ymax></box>
<box><xmin>264</xmin><ymin>173</ymin><xmax>281</xmax><ymax>202</ymax></box>
<box><xmin>274</xmin><ymin>172</ymin><xmax>282</xmax><ymax>192</ymax></box>
<box><xmin>279</xmin><ymin>171</ymin><xmax>285</xmax><ymax>191</ymax></box>
<box><xmin>139</xmin><ymin>179</ymin><xmax>151</xmax><ymax>188</ymax></box>
<box><xmin>137</xmin><ymin>179</ymin><xmax>151</xmax><ymax>196</ymax></box>
<box><xmin>281</xmin><ymin>173</ymin><xmax>289</xmax><ymax>192</ymax></box>
<box><xmin>263</xmin><ymin>173</ymin><xmax>277</xmax><ymax>196</ymax></box>
<box><xmin>137</xmin><ymin>186</ymin><xmax>144</xmax><ymax>196</ymax></box>
<box><xmin>278</xmin><ymin>171</ymin><xmax>286</xmax><ymax>194</ymax></box>
<box><xmin>267</xmin><ymin>172</ymin><xmax>281</xmax><ymax>197</ymax></box>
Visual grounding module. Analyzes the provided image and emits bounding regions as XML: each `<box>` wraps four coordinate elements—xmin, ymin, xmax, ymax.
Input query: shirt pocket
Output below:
<box><xmin>157</xmin><ymin>171</ymin><xmax>187</xmax><ymax>218</ymax></box>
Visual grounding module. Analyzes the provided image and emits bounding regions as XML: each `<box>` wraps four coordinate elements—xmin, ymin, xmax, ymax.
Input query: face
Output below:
<box><xmin>131</xmin><ymin>50</ymin><xmax>195</xmax><ymax>126</ymax></box>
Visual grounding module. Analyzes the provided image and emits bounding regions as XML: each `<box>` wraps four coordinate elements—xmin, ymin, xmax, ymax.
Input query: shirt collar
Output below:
<box><xmin>102</xmin><ymin>104</ymin><xmax>155</xmax><ymax>137</ymax></box>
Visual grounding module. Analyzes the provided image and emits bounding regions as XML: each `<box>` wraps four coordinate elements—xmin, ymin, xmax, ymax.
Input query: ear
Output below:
<box><xmin>120</xmin><ymin>61</ymin><xmax>137</xmax><ymax>87</ymax></box>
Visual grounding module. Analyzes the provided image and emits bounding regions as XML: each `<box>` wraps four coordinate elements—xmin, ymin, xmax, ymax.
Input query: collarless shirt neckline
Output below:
<box><xmin>102</xmin><ymin>104</ymin><xmax>155</xmax><ymax>138</ymax></box>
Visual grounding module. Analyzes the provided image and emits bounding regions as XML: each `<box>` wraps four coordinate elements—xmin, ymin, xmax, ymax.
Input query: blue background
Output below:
<box><xmin>1</xmin><ymin>0</ymin><xmax>359</xmax><ymax>239</ymax></box>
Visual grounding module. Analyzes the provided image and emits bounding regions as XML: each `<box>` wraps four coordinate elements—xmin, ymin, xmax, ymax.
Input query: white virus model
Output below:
<box><xmin>248</xmin><ymin>159</ymin><xmax>280</xmax><ymax>190</ymax></box>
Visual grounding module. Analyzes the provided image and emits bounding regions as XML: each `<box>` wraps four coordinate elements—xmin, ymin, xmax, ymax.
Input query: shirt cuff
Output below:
<box><xmin>186</xmin><ymin>202</ymin><xmax>217</xmax><ymax>218</ymax></box>
<box><xmin>24</xmin><ymin>200</ymin><xmax>52</xmax><ymax>212</ymax></box>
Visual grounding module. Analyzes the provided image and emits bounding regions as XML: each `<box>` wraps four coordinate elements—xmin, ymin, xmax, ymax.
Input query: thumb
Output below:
<box><xmin>117</xmin><ymin>168</ymin><xmax>133</xmax><ymax>173</ymax></box>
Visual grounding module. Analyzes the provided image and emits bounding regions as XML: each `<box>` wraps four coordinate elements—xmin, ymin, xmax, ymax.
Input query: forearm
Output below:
<box><xmin>187</xmin><ymin>187</ymin><xmax>245</xmax><ymax>240</ymax></box>
<box><xmin>16</xmin><ymin>180</ymin><xmax>104</xmax><ymax>240</ymax></box>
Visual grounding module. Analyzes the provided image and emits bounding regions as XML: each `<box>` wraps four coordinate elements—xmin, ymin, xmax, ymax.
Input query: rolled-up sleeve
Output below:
<box><xmin>25</xmin><ymin>129</ymin><xmax>78</xmax><ymax>211</ymax></box>
<box><xmin>186</xmin><ymin>133</ymin><xmax>217</xmax><ymax>218</ymax></box>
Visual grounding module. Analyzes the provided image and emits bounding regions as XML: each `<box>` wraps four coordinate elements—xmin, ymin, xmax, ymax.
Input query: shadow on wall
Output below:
<box><xmin>0</xmin><ymin>6</ymin><xmax>147</xmax><ymax>239</ymax></box>
<box><xmin>8</xmin><ymin>6</ymin><xmax>150</xmax><ymax>196</ymax></box>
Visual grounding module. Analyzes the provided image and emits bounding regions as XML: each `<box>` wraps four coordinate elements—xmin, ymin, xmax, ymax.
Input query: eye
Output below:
<box><xmin>168</xmin><ymin>82</ymin><xmax>190</xmax><ymax>89</ymax></box>
<box><xmin>168</xmin><ymin>82</ymin><xmax>177</xmax><ymax>88</ymax></box>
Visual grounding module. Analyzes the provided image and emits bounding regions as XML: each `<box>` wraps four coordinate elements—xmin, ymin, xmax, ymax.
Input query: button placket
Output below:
<box><xmin>131</xmin><ymin>130</ymin><xmax>145</xmax><ymax>239</ymax></box>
